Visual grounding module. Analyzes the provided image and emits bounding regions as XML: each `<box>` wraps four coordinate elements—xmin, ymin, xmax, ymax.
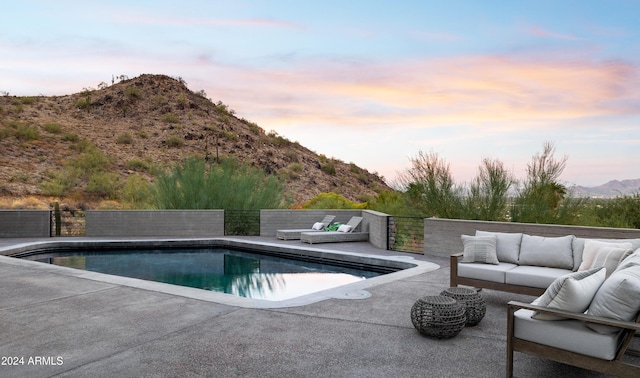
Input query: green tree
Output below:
<box><xmin>463</xmin><ymin>158</ymin><xmax>514</xmax><ymax>221</ymax></box>
<box><xmin>398</xmin><ymin>150</ymin><xmax>462</xmax><ymax>218</ymax></box>
<box><xmin>510</xmin><ymin>142</ymin><xmax>583</xmax><ymax>224</ymax></box>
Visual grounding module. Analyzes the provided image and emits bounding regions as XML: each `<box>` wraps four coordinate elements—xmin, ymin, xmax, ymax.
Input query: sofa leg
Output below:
<box><xmin>506</xmin><ymin>304</ymin><xmax>515</xmax><ymax>378</ymax></box>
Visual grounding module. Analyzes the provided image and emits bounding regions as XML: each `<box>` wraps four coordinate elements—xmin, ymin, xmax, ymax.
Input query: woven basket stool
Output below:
<box><xmin>410</xmin><ymin>296</ymin><xmax>466</xmax><ymax>339</ymax></box>
<box><xmin>440</xmin><ymin>287</ymin><xmax>486</xmax><ymax>326</ymax></box>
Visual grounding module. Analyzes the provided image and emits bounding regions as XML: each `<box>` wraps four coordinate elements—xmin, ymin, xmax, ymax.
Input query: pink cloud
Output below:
<box><xmin>527</xmin><ymin>25</ymin><xmax>584</xmax><ymax>41</ymax></box>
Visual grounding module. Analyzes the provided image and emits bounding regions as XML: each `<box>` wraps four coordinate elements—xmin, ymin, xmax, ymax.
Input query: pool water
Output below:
<box><xmin>35</xmin><ymin>248</ymin><xmax>383</xmax><ymax>301</ymax></box>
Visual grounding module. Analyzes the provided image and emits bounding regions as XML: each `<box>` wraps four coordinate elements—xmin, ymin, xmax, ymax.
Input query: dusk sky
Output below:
<box><xmin>2</xmin><ymin>1</ymin><xmax>639</xmax><ymax>187</ymax></box>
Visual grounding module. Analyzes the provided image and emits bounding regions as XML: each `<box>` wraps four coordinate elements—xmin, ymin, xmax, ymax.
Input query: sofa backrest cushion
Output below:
<box><xmin>519</xmin><ymin>234</ymin><xmax>575</xmax><ymax>269</ymax></box>
<box><xmin>578</xmin><ymin>240</ymin><xmax>633</xmax><ymax>278</ymax></box>
<box><xmin>572</xmin><ymin>237</ymin><xmax>640</xmax><ymax>271</ymax></box>
<box><xmin>475</xmin><ymin>230</ymin><xmax>522</xmax><ymax>264</ymax></box>
<box><xmin>586</xmin><ymin>263</ymin><xmax>640</xmax><ymax>334</ymax></box>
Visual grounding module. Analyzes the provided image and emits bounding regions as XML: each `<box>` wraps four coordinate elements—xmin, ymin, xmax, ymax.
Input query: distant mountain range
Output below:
<box><xmin>571</xmin><ymin>179</ymin><xmax>640</xmax><ymax>198</ymax></box>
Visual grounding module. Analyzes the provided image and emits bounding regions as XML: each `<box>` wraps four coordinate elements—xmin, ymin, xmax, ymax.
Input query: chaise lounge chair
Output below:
<box><xmin>300</xmin><ymin>216</ymin><xmax>368</xmax><ymax>244</ymax></box>
<box><xmin>276</xmin><ymin>215</ymin><xmax>336</xmax><ymax>240</ymax></box>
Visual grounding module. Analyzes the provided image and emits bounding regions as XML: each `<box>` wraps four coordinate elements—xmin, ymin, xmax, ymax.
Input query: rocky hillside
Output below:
<box><xmin>0</xmin><ymin>74</ymin><xmax>390</xmax><ymax>208</ymax></box>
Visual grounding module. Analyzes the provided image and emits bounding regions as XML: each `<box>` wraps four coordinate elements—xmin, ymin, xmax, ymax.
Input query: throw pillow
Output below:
<box><xmin>586</xmin><ymin>264</ymin><xmax>640</xmax><ymax>334</ymax></box>
<box><xmin>475</xmin><ymin>231</ymin><xmax>522</xmax><ymax>264</ymax></box>
<box><xmin>311</xmin><ymin>222</ymin><xmax>325</xmax><ymax>230</ymax></box>
<box><xmin>461</xmin><ymin>235</ymin><xmax>499</xmax><ymax>265</ymax></box>
<box><xmin>615</xmin><ymin>250</ymin><xmax>640</xmax><ymax>272</ymax></box>
<box><xmin>578</xmin><ymin>240</ymin><xmax>633</xmax><ymax>273</ymax></box>
<box><xmin>531</xmin><ymin>267</ymin><xmax>606</xmax><ymax>320</ymax></box>
<box><xmin>337</xmin><ymin>224</ymin><xmax>352</xmax><ymax>233</ymax></box>
<box><xmin>519</xmin><ymin>234</ymin><xmax>575</xmax><ymax>269</ymax></box>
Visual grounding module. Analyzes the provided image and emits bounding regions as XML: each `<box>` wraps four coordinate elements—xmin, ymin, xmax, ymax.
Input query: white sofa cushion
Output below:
<box><xmin>457</xmin><ymin>262</ymin><xmax>517</xmax><ymax>283</ymax></box>
<box><xmin>531</xmin><ymin>267</ymin><xmax>605</xmax><ymax>320</ymax></box>
<box><xmin>460</xmin><ymin>235</ymin><xmax>499</xmax><ymax>264</ymax></box>
<box><xmin>519</xmin><ymin>234</ymin><xmax>575</xmax><ymax>269</ymax></box>
<box><xmin>475</xmin><ymin>230</ymin><xmax>522</xmax><ymax>264</ymax></box>
<box><xmin>514</xmin><ymin>309</ymin><xmax>623</xmax><ymax>360</ymax></box>
<box><xmin>505</xmin><ymin>266</ymin><xmax>572</xmax><ymax>289</ymax></box>
<box><xmin>587</xmin><ymin>264</ymin><xmax>640</xmax><ymax>334</ymax></box>
<box><xmin>572</xmin><ymin>237</ymin><xmax>640</xmax><ymax>271</ymax></box>
<box><xmin>578</xmin><ymin>240</ymin><xmax>633</xmax><ymax>278</ymax></box>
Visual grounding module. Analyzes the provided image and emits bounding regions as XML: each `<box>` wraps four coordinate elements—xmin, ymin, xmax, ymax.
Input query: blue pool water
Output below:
<box><xmin>33</xmin><ymin>247</ymin><xmax>384</xmax><ymax>301</ymax></box>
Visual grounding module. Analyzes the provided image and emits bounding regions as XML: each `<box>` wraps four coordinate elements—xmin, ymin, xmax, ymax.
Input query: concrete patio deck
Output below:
<box><xmin>0</xmin><ymin>236</ymin><xmax>636</xmax><ymax>377</ymax></box>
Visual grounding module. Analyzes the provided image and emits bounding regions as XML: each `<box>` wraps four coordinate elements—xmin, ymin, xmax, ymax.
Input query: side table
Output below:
<box><xmin>440</xmin><ymin>287</ymin><xmax>486</xmax><ymax>326</ymax></box>
<box><xmin>410</xmin><ymin>295</ymin><xmax>466</xmax><ymax>339</ymax></box>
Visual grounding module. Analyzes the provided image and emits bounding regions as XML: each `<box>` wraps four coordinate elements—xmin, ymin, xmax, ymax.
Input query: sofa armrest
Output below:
<box><xmin>507</xmin><ymin>301</ymin><xmax>640</xmax><ymax>331</ymax></box>
<box><xmin>450</xmin><ymin>252</ymin><xmax>463</xmax><ymax>287</ymax></box>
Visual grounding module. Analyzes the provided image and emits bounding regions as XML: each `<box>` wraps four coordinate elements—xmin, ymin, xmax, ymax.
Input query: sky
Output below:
<box><xmin>1</xmin><ymin>1</ymin><xmax>639</xmax><ymax>187</ymax></box>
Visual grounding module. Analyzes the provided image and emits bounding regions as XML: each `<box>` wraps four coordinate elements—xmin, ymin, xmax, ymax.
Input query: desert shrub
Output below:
<box><xmin>116</xmin><ymin>133</ymin><xmax>134</xmax><ymax>144</ymax></box>
<box><xmin>62</xmin><ymin>133</ymin><xmax>80</xmax><ymax>142</ymax></box>
<box><xmin>15</xmin><ymin>124</ymin><xmax>40</xmax><ymax>141</ymax></box>
<box><xmin>302</xmin><ymin>192</ymin><xmax>366</xmax><ymax>209</ymax></box>
<box><xmin>41</xmin><ymin>168</ymin><xmax>81</xmax><ymax>196</ymax></box>
<box><xmin>68</xmin><ymin>145</ymin><xmax>110</xmax><ymax>173</ymax></box>
<box><xmin>153</xmin><ymin>157</ymin><xmax>286</xmax><ymax>210</ymax></box>
<box><xmin>580</xmin><ymin>194</ymin><xmax>640</xmax><ymax>229</ymax></box>
<box><xmin>283</xmin><ymin>162</ymin><xmax>302</xmax><ymax>179</ymax></box>
<box><xmin>44</xmin><ymin>122</ymin><xmax>63</xmax><ymax>134</ymax></box>
<box><xmin>86</xmin><ymin>172</ymin><xmax>121</xmax><ymax>199</ymax></box>
<box><xmin>76</xmin><ymin>97</ymin><xmax>91</xmax><ymax>110</ymax></box>
<box><xmin>120</xmin><ymin>175</ymin><xmax>153</xmax><ymax>208</ymax></box>
<box><xmin>165</xmin><ymin>135</ymin><xmax>184</xmax><ymax>148</ymax></box>
<box><xmin>221</xmin><ymin>130</ymin><xmax>238</xmax><ymax>141</ymax></box>
<box><xmin>243</xmin><ymin>119</ymin><xmax>264</xmax><ymax>135</ymax></box>
<box><xmin>162</xmin><ymin>113</ymin><xmax>179</xmax><ymax>123</ymax></box>
<box><xmin>126</xmin><ymin>158</ymin><xmax>152</xmax><ymax>172</ymax></box>
<box><xmin>124</xmin><ymin>86</ymin><xmax>141</xmax><ymax>99</ymax></box>
<box><xmin>20</xmin><ymin>96</ymin><xmax>37</xmax><ymax>105</ymax></box>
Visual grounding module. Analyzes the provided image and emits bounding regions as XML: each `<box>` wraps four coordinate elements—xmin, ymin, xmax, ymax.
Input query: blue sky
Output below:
<box><xmin>2</xmin><ymin>1</ymin><xmax>639</xmax><ymax>187</ymax></box>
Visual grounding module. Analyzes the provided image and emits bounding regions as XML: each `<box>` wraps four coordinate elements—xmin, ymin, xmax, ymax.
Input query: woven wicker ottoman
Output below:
<box><xmin>410</xmin><ymin>296</ymin><xmax>466</xmax><ymax>339</ymax></box>
<box><xmin>440</xmin><ymin>287</ymin><xmax>486</xmax><ymax>326</ymax></box>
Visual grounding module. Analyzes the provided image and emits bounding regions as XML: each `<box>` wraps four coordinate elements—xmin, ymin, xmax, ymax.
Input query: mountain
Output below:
<box><xmin>0</xmin><ymin>74</ymin><xmax>390</xmax><ymax>208</ymax></box>
<box><xmin>572</xmin><ymin>179</ymin><xmax>640</xmax><ymax>198</ymax></box>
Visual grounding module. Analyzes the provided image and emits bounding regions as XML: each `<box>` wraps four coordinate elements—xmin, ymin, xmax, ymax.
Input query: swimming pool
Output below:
<box><xmin>3</xmin><ymin>238</ymin><xmax>438</xmax><ymax>308</ymax></box>
<box><xmin>28</xmin><ymin>247</ymin><xmax>385</xmax><ymax>301</ymax></box>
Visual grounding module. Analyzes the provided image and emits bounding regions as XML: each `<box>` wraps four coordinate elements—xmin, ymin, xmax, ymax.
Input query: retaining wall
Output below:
<box><xmin>424</xmin><ymin>218</ymin><xmax>640</xmax><ymax>258</ymax></box>
<box><xmin>86</xmin><ymin>210</ymin><xmax>225</xmax><ymax>237</ymax></box>
<box><xmin>0</xmin><ymin>210</ymin><xmax>51</xmax><ymax>237</ymax></box>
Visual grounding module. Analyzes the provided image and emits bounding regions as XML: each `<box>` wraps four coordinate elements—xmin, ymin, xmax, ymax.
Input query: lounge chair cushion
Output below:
<box><xmin>519</xmin><ymin>234</ymin><xmax>574</xmax><ymax>269</ymax></box>
<box><xmin>514</xmin><ymin>308</ymin><xmax>623</xmax><ymax>360</ymax></box>
<box><xmin>311</xmin><ymin>222</ymin><xmax>325</xmax><ymax>230</ymax></box>
<box><xmin>531</xmin><ymin>267</ymin><xmax>605</xmax><ymax>320</ymax></box>
<box><xmin>337</xmin><ymin>224</ymin><xmax>352</xmax><ymax>233</ymax></box>
<box><xmin>578</xmin><ymin>240</ymin><xmax>633</xmax><ymax>277</ymax></box>
<box><xmin>460</xmin><ymin>235</ymin><xmax>499</xmax><ymax>265</ymax></box>
<box><xmin>587</xmin><ymin>263</ymin><xmax>640</xmax><ymax>333</ymax></box>
<box><xmin>475</xmin><ymin>231</ymin><xmax>522</xmax><ymax>264</ymax></box>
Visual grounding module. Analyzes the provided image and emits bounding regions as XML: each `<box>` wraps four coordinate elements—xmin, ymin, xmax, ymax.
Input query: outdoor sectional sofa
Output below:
<box><xmin>450</xmin><ymin>230</ymin><xmax>640</xmax><ymax>296</ymax></box>
<box><xmin>448</xmin><ymin>230</ymin><xmax>640</xmax><ymax>376</ymax></box>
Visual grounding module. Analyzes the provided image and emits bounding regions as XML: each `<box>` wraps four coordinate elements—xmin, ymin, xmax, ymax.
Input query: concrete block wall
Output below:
<box><xmin>86</xmin><ymin>210</ymin><xmax>225</xmax><ymax>237</ymax></box>
<box><xmin>424</xmin><ymin>218</ymin><xmax>640</xmax><ymax>258</ymax></box>
<box><xmin>362</xmin><ymin>210</ymin><xmax>389</xmax><ymax>250</ymax></box>
<box><xmin>0</xmin><ymin>210</ymin><xmax>51</xmax><ymax>237</ymax></box>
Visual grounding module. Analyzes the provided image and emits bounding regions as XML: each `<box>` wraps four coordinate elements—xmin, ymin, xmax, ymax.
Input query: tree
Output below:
<box><xmin>464</xmin><ymin>158</ymin><xmax>514</xmax><ymax>221</ymax></box>
<box><xmin>397</xmin><ymin>150</ymin><xmax>462</xmax><ymax>218</ymax></box>
<box><xmin>510</xmin><ymin>141</ymin><xmax>582</xmax><ymax>224</ymax></box>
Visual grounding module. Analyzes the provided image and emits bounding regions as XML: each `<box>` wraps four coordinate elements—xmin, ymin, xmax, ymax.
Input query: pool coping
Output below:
<box><xmin>0</xmin><ymin>237</ymin><xmax>439</xmax><ymax>309</ymax></box>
